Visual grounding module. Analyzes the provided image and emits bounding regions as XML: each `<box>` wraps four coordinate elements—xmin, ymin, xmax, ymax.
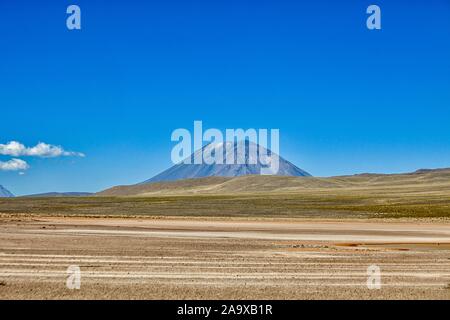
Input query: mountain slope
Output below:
<box><xmin>0</xmin><ymin>185</ymin><xmax>14</xmax><ymax>198</ymax></box>
<box><xmin>97</xmin><ymin>168</ymin><xmax>450</xmax><ymax>197</ymax></box>
<box><xmin>143</xmin><ymin>140</ymin><xmax>310</xmax><ymax>183</ymax></box>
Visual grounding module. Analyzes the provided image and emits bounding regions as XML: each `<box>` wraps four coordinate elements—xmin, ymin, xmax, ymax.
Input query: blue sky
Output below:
<box><xmin>1</xmin><ymin>0</ymin><xmax>449</xmax><ymax>195</ymax></box>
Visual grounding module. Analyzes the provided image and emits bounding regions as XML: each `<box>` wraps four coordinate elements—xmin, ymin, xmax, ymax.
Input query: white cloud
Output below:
<box><xmin>0</xmin><ymin>159</ymin><xmax>30</xmax><ymax>171</ymax></box>
<box><xmin>0</xmin><ymin>141</ymin><xmax>85</xmax><ymax>158</ymax></box>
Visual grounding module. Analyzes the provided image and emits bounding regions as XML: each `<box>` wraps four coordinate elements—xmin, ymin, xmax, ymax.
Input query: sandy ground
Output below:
<box><xmin>0</xmin><ymin>217</ymin><xmax>449</xmax><ymax>299</ymax></box>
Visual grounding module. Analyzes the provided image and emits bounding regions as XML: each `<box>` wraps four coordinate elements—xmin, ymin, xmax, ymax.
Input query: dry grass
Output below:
<box><xmin>1</xmin><ymin>189</ymin><xmax>449</xmax><ymax>219</ymax></box>
<box><xmin>2</xmin><ymin>169</ymin><xmax>450</xmax><ymax>219</ymax></box>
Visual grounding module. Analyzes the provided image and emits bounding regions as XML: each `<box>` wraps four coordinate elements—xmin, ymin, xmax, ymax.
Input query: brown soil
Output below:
<box><xmin>0</xmin><ymin>217</ymin><xmax>449</xmax><ymax>299</ymax></box>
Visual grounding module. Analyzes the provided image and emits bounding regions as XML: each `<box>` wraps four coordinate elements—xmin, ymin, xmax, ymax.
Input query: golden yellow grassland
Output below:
<box><xmin>1</xmin><ymin>169</ymin><xmax>450</xmax><ymax>219</ymax></box>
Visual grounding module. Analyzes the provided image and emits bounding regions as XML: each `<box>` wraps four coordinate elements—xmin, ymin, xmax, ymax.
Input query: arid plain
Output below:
<box><xmin>1</xmin><ymin>170</ymin><xmax>450</xmax><ymax>299</ymax></box>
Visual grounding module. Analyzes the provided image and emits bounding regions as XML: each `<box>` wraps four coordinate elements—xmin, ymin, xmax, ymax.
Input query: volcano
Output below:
<box><xmin>142</xmin><ymin>140</ymin><xmax>311</xmax><ymax>184</ymax></box>
<box><xmin>0</xmin><ymin>185</ymin><xmax>14</xmax><ymax>198</ymax></box>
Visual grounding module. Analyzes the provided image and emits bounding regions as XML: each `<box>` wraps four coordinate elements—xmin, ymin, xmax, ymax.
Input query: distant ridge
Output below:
<box><xmin>21</xmin><ymin>192</ymin><xmax>93</xmax><ymax>198</ymax></box>
<box><xmin>412</xmin><ymin>168</ymin><xmax>450</xmax><ymax>174</ymax></box>
<box><xmin>349</xmin><ymin>167</ymin><xmax>450</xmax><ymax>177</ymax></box>
<box><xmin>0</xmin><ymin>185</ymin><xmax>14</xmax><ymax>198</ymax></box>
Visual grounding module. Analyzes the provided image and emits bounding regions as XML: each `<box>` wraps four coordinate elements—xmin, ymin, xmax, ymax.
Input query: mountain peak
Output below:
<box><xmin>0</xmin><ymin>185</ymin><xmax>14</xmax><ymax>198</ymax></box>
<box><xmin>143</xmin><ymin>140</ymin><xmax>310</xmax><ymax>184</ymax></box>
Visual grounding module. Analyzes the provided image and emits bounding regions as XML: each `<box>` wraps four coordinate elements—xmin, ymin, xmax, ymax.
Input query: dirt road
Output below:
<box><xmin>1</xmin><ymin>217</ymin><xmax>449</xmax><ymax>299</ymax></box>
